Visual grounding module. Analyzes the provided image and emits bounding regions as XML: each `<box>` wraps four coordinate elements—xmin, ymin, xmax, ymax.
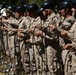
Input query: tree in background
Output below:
<box><xmin>0</xmin><ymin>0</ymin><xmax>63</xmax><ymax>7</ymax></box>
<box><xmin>28</xmin><ymin>0</ymin><xmax>44</xmax><ymax>7</ymax></box>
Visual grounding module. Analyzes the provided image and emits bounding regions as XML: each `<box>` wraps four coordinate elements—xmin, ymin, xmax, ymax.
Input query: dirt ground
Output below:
<box><xmin>0</xmin><ymin>72</ymin><xmax>5</xmax><ymax>75</ymax></box>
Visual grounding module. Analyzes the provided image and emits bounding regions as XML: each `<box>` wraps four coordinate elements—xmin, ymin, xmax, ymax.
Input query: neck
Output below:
<box><xmin>66</xmin><ymin>14</ymin><xmax>71</xmax><ymax>19</ymax></box>
<box><xmin>48</xmin><ymin>11</ymin><xmax>54</xmax><ymax>19</ymax></box>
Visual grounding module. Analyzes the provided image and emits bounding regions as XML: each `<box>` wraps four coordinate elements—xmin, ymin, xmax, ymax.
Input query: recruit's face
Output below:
<box><xmin>6</xmin><ymin>10</ymin><xmax>10</xmax><ymax>17</ymax></box>
<box><xmin>60</xmin><ymin>9</ymin><xmax>65</xmax><ymax>16</ymax></box>
<box><xmin>71</xmin><ymin>8</ymin><xmax>76</xmax><ymax>13</ymax></box>
<box><xmin>15</xmin><ymin>12</ymin><xmax>20</xmax><ymax>18</ymax></box>
<box><xmin>26</xmin><ymin>12</ymin><xmax>29</xmax><ymax>16</ymax></box>
<box><xmin>43</xmin><ymin>10</ymin><xmax>47</xmax><ymax>16</ymax></box>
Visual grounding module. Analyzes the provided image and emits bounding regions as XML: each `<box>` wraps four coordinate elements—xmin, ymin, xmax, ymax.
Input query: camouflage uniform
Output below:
<box><xmin>18</xmin><ymin>16</ymin><xmax>31</xmax><ymax>74</ymax></box>
<box><xmin>41</xmin><ymin>12</ymin><xmax>60</xmax><ymax>75</ymax></box>
<box><xmin>29</xmin><ymin>16</ymin><xmax>44</xmax><ymax>75</ymax></box>
<box><xmin>7</xmin><ymin>17</ymin><xmax>18</xmax><ymax>58</ymax></box>
<box><xmin>1</xmin><ymin>21</ymin><xmax>8</xmax><ymax>52</ymax></box>
<box><xmin>58</xmin><ymin>16</ymin><xmax>75</xmax><ymax>75</ymax></box>
<box><xmin>25</xmin><ymin>16</ymin><xmax>36</xmax><ymax>75</ymax></box>
<box><xmin>1</xmin><ymin>16</ymin><xmax>18</xmax><ymax>59</ymax></box>
<box><xmin>65</xmin><ymin>22</ymin><xmax>76</xmax><ymax>75</ymax></box>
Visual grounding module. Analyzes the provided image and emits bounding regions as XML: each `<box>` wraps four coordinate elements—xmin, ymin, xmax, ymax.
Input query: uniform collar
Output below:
<box><xmin>35</xmin><ymin>17</ymin><xmax>41</xmax><ymax>22</ymax></box>
<box><xmin>47</xmin><ymin>12</ymin><xmax>56</xmax><ymax>20</ymax></box>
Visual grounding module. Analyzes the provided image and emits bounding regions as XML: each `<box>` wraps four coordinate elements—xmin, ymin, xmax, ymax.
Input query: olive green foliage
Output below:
<box><xmin>0</xmin><ymin>0</ymin><xmax>62</xmax><ymax>7</ymax></box>
<box><xmin>0</xmin><ymin>0</ymin><xmax>44</xmax><ymax>7</ymax></box>
<box><xmin>28</xmin><ymin>0</ymin><xmax>44</xmax><ymax>7</ymax></box>
<box><xmin>0</xmin><ymin>0</ymin><xmax>28</xmax><ymax>5</ymax></box>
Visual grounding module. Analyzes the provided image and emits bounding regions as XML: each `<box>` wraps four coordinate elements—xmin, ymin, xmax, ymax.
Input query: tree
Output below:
<box><xmin>28</xmin><ymin>0</ymin><xmax>43</xmax><ymax>7</ymax></box>
<box><xmin>0</xmin><ymin>0</ymin><xmax>63</xmax><ymax>6</ymax></box>
<box><xmin>0</xmin><ymin>0</ymin><xmax>28</xmax><ymax>5</ymax></box>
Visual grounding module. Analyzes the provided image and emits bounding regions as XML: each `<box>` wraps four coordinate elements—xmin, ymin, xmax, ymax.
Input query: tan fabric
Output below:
<box><xmin>40</xmin><ymin>12</ymin><xmax>60</xmax><ymax>75</ymax></box>
<box><xmin>18</xmin><ymin>16</ymin><xmax>31</xmax><ymax>74</ymax></box>
<box><xmin>59</xmin><ymin>16</ymin><xmax>76</xmax><ymax>75</ymax></box>
<box><xmin>6</xmin><ymin>17</ymin><xmax>18</xmax><ymax>58</ymax></box>
<box><xmin>28</xmin><ymin>16</ymin><xmax>43</xmax><ymax>75</ymax></box>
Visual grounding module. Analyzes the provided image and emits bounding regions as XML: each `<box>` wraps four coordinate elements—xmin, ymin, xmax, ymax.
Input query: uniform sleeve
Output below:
<box><xmin>67</xmin><ymin>32</ymin><xmax>74</xmax><ymax>40</ymax></box>
<box><xmin>72</xmin><ymin>42</ymin><xmax>76</xmax><ymax>49</ymax></box>
<box><xmin>42</xmin><ymin>20</ymin><xmax>49</xmax><ymax>28</ymax></box>
<box><xmin>53</xmin><ymin>16</ymin><xmax>60</xmax><ymax>28</ymax></box>
<box><xmin>9</xmin><ymin>18</ymin><xmax>18</xmax><ymax>27</ymax></box>
<box><xmin>19</xmin><ymin>19</ymin><xmax>29</xmax><ymax>33</ymax></box>
<box><xmin>67</xmin><ymin>22</ymin><xmax>76</xmax><ymax>41</ymax></box>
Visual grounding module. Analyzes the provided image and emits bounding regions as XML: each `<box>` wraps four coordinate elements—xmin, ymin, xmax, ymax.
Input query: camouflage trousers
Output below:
<box><xmin>62</xmin><ymin>50</ymin><xmax>76</xmax><ymax>75</ymax></box>
<box><xmin>7</xmin><ymin>35</ymin><xmax>15</xmax><ymax>59</ymax></box>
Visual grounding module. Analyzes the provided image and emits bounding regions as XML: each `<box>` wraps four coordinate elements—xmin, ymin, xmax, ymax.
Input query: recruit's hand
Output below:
<box><xmin>27</xmin><ymin>29</ymin><xmax>32</xmax><ymax>33</ymax></box>
<box><xmin>11</xmin><ymin>29</ymin><xmax>18</xmax><ymax>32</ymax></box>
<box><xmin>17</xmin><ymin>29</ymin><xmax>22</xmax><ymax>32</ymax></box>
<box><xmin>3</xmin><ymin>27</ymin><xmax>8</xmax><ymax>31</ymax></box>
<box><xmin>61</xmin><ymin>31</ymin><xmax>68</xmax><ymax>38</ymax></box>
<box><xmin>2</xmin><ymin>19</ymin><xmax>8</xmax><ymax>23</ymax></box>
<box><xmin>35</xmin><ymin>31</ymin><xmax>42</xmax><ymax>36</ymax></box>
<box><xmin>63</xmin><ymin>44</ymin><xmax>72</xmax><ymax>50</ymax></box>
<box><xmin>17</xmin><ymin>32</ymin><xmax>23</xmax><ymax>37</ymax></box>
<box><xmin>49</xmin><ymin>25</ymin><xmax>55</xmax><ymax>31</ymax></box>
<box><xmin>36</xmin><ymin>25</ymin><xmax>42</xmax><ymax>30</ymax></box>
